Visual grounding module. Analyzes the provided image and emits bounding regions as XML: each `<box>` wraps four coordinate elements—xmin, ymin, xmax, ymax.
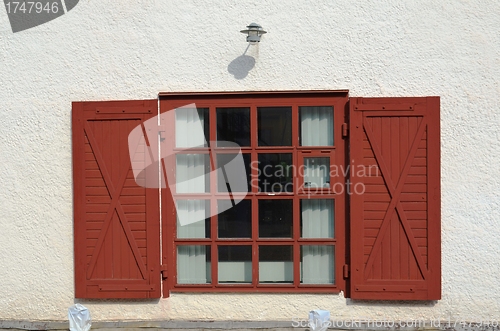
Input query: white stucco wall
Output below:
<box><xmin>0</xmin><ymin>0</ymin><xmax>499</xmax><ymax>324</ymax></box>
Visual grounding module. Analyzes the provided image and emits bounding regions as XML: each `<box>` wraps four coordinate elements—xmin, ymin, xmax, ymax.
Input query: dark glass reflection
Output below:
<box><xmin>258</xmin><ymin>153</ymin><xmax>293</xmax><ymax>193</ymax></box>
<box><xmin>217</xmin><ymin>108</ymin><xmax>250</xmax><ymax>146</ymax></box>
<box><xmin>258</xmin><ymin>107</ymin><xmax>292</xmax><ymax>146</ymax></box>
<box><xmin>218</xmin><ymin>200</ymin><xmax>252</xmax><ymax>238</ymax></box>
<box><xmin>258</xmin><ymin>199</ymin><xmax>293</xmax><ymax>238</ymax></box>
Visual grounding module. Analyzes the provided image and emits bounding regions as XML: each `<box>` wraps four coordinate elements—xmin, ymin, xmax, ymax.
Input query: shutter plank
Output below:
<box><xmin>349</xmin><ymin>97</ymin><xmax>440</xmax><ymax>300</ymax></box>
<box><xmin>73</xmin><ymin>100</ymin><xmax>160</xmax><ymax>299</ymax></box>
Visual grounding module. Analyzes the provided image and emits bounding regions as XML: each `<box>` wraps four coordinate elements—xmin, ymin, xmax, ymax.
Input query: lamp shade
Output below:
<box><xmin>240</xmin><ymin>23</ymin><xmax>267</xmax><ymax>42</ymax></box>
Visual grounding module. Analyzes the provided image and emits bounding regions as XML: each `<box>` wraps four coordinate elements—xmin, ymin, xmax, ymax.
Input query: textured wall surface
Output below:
<box><xmin>0</xmin><ymin>0</ymin><xmax>499</xmax><ymax>323</ymax></box>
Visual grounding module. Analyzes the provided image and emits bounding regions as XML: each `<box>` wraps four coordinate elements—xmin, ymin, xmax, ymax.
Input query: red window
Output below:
<box><xmin>73</xmin><ymin>92</ymin><xmax>440</xmax><ymax>300</ymax></box>
<box><xmin>160</xmin><ymin>92</ymin><xmax>348</xmax><ymax>294</ymax></box>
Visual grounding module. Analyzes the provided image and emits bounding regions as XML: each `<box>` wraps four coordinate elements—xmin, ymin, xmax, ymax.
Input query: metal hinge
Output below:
<box><xmin>343</xmin><ymin>264</ymin><xmax>349</xmax><ymax>279</ymax></box>
<box><xmin>161</xmin><ymin>265</ymin><xmax>168</xmax><ymax>280</ymax></box>
<box><xmin>342</xmin><ymin>123</ymin><xmax>348</xmax><ymax>138</ymax></box>
<box><xmin>157</xmin><ymin>125</ymin><xmax>166</xmax><ymax>141</ymax></box>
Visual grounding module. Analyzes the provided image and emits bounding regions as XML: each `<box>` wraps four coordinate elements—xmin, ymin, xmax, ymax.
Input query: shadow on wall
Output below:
<box><xmin>227</xmin><ymin>45</ymin><xmax>256</xmax><ymax>79</ymax></box>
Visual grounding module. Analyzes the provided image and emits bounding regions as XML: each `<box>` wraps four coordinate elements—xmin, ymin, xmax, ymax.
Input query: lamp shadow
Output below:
<box><xmin>227</xmin><ymin>45</ymin><xmax>256</xmax><ymax>79</ymax></box>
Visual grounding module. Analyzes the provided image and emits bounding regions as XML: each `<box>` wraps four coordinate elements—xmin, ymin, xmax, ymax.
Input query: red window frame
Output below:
<box><xmin>72</xmin><ymin>92</ymin><xmax>440</xmax><ymax>301</ymax></box>
<box><xmin>160</xmin><ymin>91</ymin><xmax>349</xmax><ymax>294</ymax></box>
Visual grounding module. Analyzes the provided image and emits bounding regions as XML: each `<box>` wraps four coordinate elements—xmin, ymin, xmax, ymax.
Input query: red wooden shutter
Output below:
<box><xmin>348</xmin><ymin>97</ymin><xmax>440</xmax><ymax>300</ymax></box>
<box><xmin>73</xmin><ymin>100</ymin><xmax>161</xmax><ymax>298</ymax></box>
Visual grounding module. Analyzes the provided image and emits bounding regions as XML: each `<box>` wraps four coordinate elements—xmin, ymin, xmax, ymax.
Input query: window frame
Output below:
<box><xmin>160</xmin><ymin>91</ymin><xmax>349</xmax><ymax>294</ymax></box>
<box><xmin>72</xmin><ymin>93</ymin><xmax>440</xmax><ymax>301</ymax></box>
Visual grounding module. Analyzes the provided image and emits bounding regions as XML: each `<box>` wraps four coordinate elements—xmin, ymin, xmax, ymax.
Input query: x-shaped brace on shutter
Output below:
<box><xmin>84</xmin><ymin>122</ymin><xmax>148</xmax><ymax>280</ymax></box>
<box><xmin>362</xmin><ymin>117</ymin><xmax>429</xmax><ymax>280</ymax></box>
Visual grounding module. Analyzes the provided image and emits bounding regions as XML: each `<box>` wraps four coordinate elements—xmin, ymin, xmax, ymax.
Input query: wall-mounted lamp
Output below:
<box><xmin>240</xmin><ymin>23</ymin><xmax>267</xmax><ymax>43</ymax></box>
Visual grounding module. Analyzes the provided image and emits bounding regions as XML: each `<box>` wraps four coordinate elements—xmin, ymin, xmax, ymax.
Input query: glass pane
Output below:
<box><xmin>175</xmin><ymin>107</ymin><xmax>209</xmax><ymax>148</ymax></box>
<box><xmin>301</xmin><ymin>199</ymin><xmax>334</xmax><ymax>238</ymax></box>
<box><xmin>176</xmin><ymin>200</ymin><xmax>210</xmax><ymax>238</ymax></box>
<box><xmin>217</xmin><ymin>153</ymin><xmax>251</xmax><ymax>192</ymax></box>
<box><xmin>258</xmin><ymin>107</ymin><xmax>292</xmax><ymax>146</ymax></box>
<box><xmin>218</xmin><ymin>246</ymin><xmax>252</xmax><ymax>283</ymax></box>
<box><xmin>177</xmin><ymin>245</ymin><xmax>211</xmax><ymax>284</ymax></box>
<box><xmin>300</xmin><ymin>106</ymin><xmax>334</xmax><ymax>146</ymax></box>
<box><xmin>258</xmin><ymin>153</ymin><xmax>293</xmax><ymax>193</ymax></box>
<box><xmin>218</xmin><ymin>200</ymin><xmax>252</xmax><ymax>238</ymax></box>
<box><xmin>217</xmin><ymin>108</ymin><xmax>250</xmax><ymax>147</ymax></box>
<box><xmin>301</xmin><ymin>245</ymin><xmax>334</xmax><ymax>284</ymax></box>
<box><xmin>176</xmin><ymin>154</ymin><xmax>210</xmax><ymax>193</ymax></box>
<box><xmin>259</xmin><ymin>245</ymin><xmax>293</xmax><ymax>283</ymax></box>
<box><xmin>304</xmin><ymin>157</ymin><xmax>330</xmax><ymax>188</ymax></box>
<box><xmin>259</xmin><ymin>199</ymin><xmax>293</xmax><ymax>238</ymax></box>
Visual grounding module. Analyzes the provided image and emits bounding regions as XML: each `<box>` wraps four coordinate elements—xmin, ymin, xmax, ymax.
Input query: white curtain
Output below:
<box><xmin>302</xmin><ymin>246</ymin><xmax>334</xmax><ymax>284</ymax></box>
<box><xmin>219</xmin><ymin>261</ymin><xmax>252</xmax><ymax>283</ymax></box>
<box><xmin>177</xmin><ymin>200</ymin><xmax>208</xmax><ymax>238</ymax></box>
<box><xmin>177</xmin><ymin>246</ymin><xmax>211</xmax><ymax>284</ymax></box>
<box><xmin>176</xmin><ymin>154</ymin><xmax>209</xmax><ymax>193</ymax></box>
<box><xmin>304</xmin><ymin>158</ymin><xmax>330</xmax><ymax>188</ymax></box>
<box><xmin>175</xmin><ymin>108</ymin><xmax>206</xmax><ymax>148</ymax></box>
<box><xmin>301</xmin><ymin>199</ymin><xmax>334</xmax><ymax>238</ymax></box>
<box><xmin>300</xmin><ymin>106</ymin><xmax>334</xmax><ymax>146</ymax></box>
<box><xmin>259</xmin><ymin>262</ymin><xmax>293</xmax><ymax>283</ymax></box>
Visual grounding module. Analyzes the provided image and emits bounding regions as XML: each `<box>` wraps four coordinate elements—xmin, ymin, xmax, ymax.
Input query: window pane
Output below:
<box><xmin>175</xmin><ymin>107</ymin><xmax>209</xmax><ymax>148</ymax></box>
<box><xmin>177</xmin><ymin>245</ymin><xmax>211</xmax><ymax>284</ymax></box>
<box><xmin>217</xmin><ymin>108</ymin><xmax>250</xmax><ymax>147</ymax></box>
<box><xmin>218</xmin><ymin>246</ymin><xmax>252</xmax><ymax>283</ymax></box>
<box><xmin>259</xmin><ymin>245</ymin><xmax>293</xmax><ymax>283</ymax></box>
<box><xmin>300</xmin><ymin>106</ymin><xmax>334</xmax><ymax>146</ymax></box>
<box><xmin>258</xmin><ymin>153</ymin><xmax>293</xmax><ymax>193</ymax></box>
<box><xmin>217</xmin><ymin>153</ymin><xmax>251</xmax><ymax>192</ymax></box>
<box><xmin>176</xmin><ymin>200</ymin><xmax>210</xmax><ymax>238</ymax></box>
<box><xmin>304</xmin><ymin>157</ymin><xmax>330</xmax><ymax>188</ymax></box>
<box><xmin>176</xmin><ymin>154</ymin><xmax>210</xmax><ymax>193</ymax></box>
<box><xmin>301</xmin><ymin>199</ymin><xmax>334</xmax><ymax>238</ymax></box>
<box><xmin>218</xmin><ymin>200</ymin><xmax>252</xmax><ymax>238</ymax></box>
<box><xmin>259</xmin><ymin>199</ymin><xmax>293</xmax><ymax>238</ymax></box>
<box><xmin>258</xmin><ymin>107</ymin><xmax>292</xmax><ymax>146</ymax></box>
<box><xmin>301</xmin><ymin>245</ymin><xmax>334</xmax><ymax>284</ymax></box>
